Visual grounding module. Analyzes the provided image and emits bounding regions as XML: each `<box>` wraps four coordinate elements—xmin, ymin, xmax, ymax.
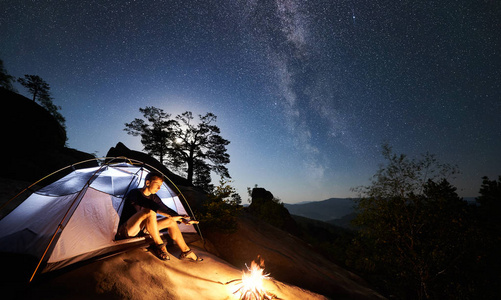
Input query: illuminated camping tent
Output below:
<box><xmin>0</xmin><ymin>158</ymin><xmax>200</xmax><ymax>281</ymax></box>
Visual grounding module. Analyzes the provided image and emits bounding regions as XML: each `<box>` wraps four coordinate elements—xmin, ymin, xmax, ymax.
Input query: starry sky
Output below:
<box><xmin>1</xmin><ymin>0</ymin><xmax>500</xmax><ymax>203</ymax></box>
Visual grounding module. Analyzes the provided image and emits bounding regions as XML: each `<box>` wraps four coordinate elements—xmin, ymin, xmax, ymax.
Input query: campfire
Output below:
<box><xmin>225</xmin><ymin>256</ymin><xmax>277</xmax><ymax>300</ymax></box>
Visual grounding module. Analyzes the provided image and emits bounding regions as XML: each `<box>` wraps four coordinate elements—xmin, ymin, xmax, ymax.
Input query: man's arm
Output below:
<box><xmin>157</xmin><ymin>211</ymin><xmax>186</xmax><ymax>222</ymax></box>
<box><xmin>153</xmin><ymin>194</ymin><xmax>190</xmax><ymax>218</ymax></box>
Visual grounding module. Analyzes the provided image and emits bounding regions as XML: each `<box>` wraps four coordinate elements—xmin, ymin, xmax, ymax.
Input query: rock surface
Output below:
<box><xmin>205</xmin><ymin>213</ymin><xmax>384</xmax><ymax>300</ymax></box>
<box><xmin>1</xmin><ymin>88</ymin><xmax>96</xmax><ymax>182</ymax></box>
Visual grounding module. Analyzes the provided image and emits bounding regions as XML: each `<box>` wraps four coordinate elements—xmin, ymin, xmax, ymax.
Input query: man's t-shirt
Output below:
<box><xmin>118</xmin><ymin>188</ymin><xmax>179</xmax><ymax>227</ymax></box>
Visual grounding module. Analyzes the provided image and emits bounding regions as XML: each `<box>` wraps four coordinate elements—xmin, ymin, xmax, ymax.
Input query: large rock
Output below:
<box><xmin>106</xmin><ymin>142</ymin><xmax>207</xmax><ymax>210</ymax></box>
<box><xmin>3</xmin><ymin>246</ymin><xmax>330</xmax><ymax>300</ymax></box>
<box><xmin>248</xmin><ymin>187</ymin><xmax>300</xmax><ymax>236</ymax></box>
<box><xmin>205</xmin><ymin>213</ymin><xmax>385</xmax><ymax>300</ymax></box>
<box><xmin>202</xmin><ymin>188</ymin><xmax>386</xmax><ymax>298</ymax></box>
<box><xmin>106</xmin><ymin>142</ymin><xmax>191</xmax><ymax>187</ymax></box>
<box><xmin>1</xmin><ymin>88</ymin><xmax>96</xmax><ymax>182</ymax></box>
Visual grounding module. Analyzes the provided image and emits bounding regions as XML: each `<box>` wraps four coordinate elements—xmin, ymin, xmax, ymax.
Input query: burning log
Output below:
<box><xmin>225</xmin><ymin>256</ymin><xmax>278</xmax><ymax>300</ymax></box>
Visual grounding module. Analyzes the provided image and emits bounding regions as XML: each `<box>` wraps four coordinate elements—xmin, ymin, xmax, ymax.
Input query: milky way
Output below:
<box><xmin>1</xmin><ymin>0</ymin><xmax>500</xmax><ymax>202</ymax></box>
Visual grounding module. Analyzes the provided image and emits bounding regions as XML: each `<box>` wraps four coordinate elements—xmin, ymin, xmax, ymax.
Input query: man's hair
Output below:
<box><xmin>145</xmin><ymin>172</ymin><xmax>164</xmax><ymax>182</ymax></box>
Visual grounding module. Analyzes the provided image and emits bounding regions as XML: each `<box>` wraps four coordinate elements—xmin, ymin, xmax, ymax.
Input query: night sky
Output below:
<box><xmin>1</xmin><ymin>0</ymin><xmax>500</xmax><ymax>203</ymax></box>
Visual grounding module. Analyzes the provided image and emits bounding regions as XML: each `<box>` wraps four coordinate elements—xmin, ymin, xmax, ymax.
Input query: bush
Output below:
<box><xmin>197</xmin><ymin>178</ymin><xmax>241</xmax><ymax>233</ymax></box>
<box><xmin>350</xmin><ymin>145</ymin><xmax>477</xmax><ymax>299</ymax></box>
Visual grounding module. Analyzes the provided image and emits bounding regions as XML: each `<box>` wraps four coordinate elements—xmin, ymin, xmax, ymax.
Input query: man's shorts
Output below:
<box><xmin>115</xmin><ymin>224</ymin><xmax>149</xmax><ymax>241</ymax></box>
<box><xmin>115</xmin><ymin>223</ymin><xmax>130</xmax><ymax>241</ymax></box>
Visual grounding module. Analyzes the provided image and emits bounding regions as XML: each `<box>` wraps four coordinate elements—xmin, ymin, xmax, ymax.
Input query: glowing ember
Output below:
<box><xmin>232</xmin><ymin>256</ymin><xmax>276</xmax><ymax>300</ymax></box>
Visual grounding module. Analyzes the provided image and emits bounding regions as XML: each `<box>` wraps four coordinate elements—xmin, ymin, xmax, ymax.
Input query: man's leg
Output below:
<box><xmin>125</xmin><ymin>209</ymin><xmax>184</xmax><ymax>249</ymax></box>
<box><xmin>156</xmin><ymin>217</ymin><xmax>202</xmax><ymax>261</ymax></box>
<box><xmin>140</xmin><ymin>210</ymin><xmax>165</xmax><ymax>246</ymax></box>
<box><xmin>122</xmin><ymin>207</ymin><xmax>150</xmax><ymax>237</ymax></box>
<box><xmin>122</xmin><ymin>208</ymin><xmax>162</xmax><ymax>245</ymax></box>
<box><xmin>134</xmin><ymin>209</ymin><xmax>170</xmax><ymax>260</ymax></box>
<box><xmin>157</xmin><ymin>217</ymin><xmax>190</xmax><ymax>252</ymax></box>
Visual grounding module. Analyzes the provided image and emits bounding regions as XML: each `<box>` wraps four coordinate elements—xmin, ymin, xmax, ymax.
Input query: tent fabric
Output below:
<box><xmin>0</xmin><ymin>160</ymin><xmax>199</xmax><ymax>276</ymax></box>
<box><xmin>0</xmin><ymin>192</ymin><xmax>79</xmax><ymax>257</ymax></box>
<box><xmin>48</xmin><ymin>187</ymin><xmax>120</xmax><ymax>263</ymax></box>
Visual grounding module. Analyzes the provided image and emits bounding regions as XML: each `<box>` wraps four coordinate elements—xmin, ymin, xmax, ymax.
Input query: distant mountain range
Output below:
<box><xmin>284</xmin><ymin>197</ymin><xmax>479</xmax><ymax>229</ymax></box>
<box><xmin>284</xmin><ymin>198</ymin><xmax>356</xmax><ymax>222</ymax></box>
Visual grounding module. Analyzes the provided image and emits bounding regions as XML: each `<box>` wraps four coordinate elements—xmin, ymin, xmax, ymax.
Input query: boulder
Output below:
<box><xmin>248</xmin><ymin>187</ymin><xmax>300</xmax><ymax>236</ymax></box>
<box><xmin>1</xmin><ymin>88</ymin><xmax>96</xmax><ymax>182</ymax></box>
<box><xmin>106</xmin><ymin>142</ymin><xmax>206</xmax><ymax>210</ymax></box>
<box><xmin>106</xmin><ymin>142</ymin><xmax>190</xmax><ymax>186</ymax></box>
<box><xmin>204</xmin><ymin>212</ymin><xmax>385</xmax><ymax>300</ymax></box>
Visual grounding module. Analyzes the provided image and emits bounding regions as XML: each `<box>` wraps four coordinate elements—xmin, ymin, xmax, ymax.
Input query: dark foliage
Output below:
<box><xmin>197</xmin><ymin>178</ymin><xmax>241</xmax><ymax>233</ymax></box>
<box><xmin>17</xmin><ymin>74</ymin><xmax>66</xmax><ymax>129</ymax></box>
<box><xmin>169</xmin><ymin>112</ymin><xmax>230</xmax><ymax>185</ymax></box>
<box><xmin>470</xmin><ymin>176</ymin><xmax>501</xmax><ymax>299</ymax></box>
<box><xmin>125</xmin><ymin>108</ymin><xmax>230</xmax><ymax>190</ymax></box>
<box><xmin>292</xmin><ymin>215</ymin><xmax>355</xmax><ymax>267</ymax></box>
<box><xmin>124</xmin><ymin>106</ymin><xmax>175</xmax><ymax>165</ymax></box>
<box><xmin>348</xmin><ymin>145</ymin><xmax>494</xmax><ymax>299</ymax></box>
<box><xmin>0</xmin><ymin>59</ymin><xmax>16</xmax><ymax>92</ymax></box>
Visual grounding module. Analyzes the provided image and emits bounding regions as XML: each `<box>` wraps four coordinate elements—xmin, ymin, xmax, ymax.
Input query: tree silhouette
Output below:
<box><xmin>124</xmin><ymin>106</ymin><xmax>176</xmax><ymax>165</ymax></box>
<box><xmin>197</xmin><ymin>178</ymin><xmax>241</xmax><ymax>233</ymax></box>
<box><xmin>125</xmin><ymin>108</ymin><xmax>230</xmax><ymax>188</ymax></box>
<box><xmin>473</xmin><ymin>176</ymin><xmax>501</xmax><ymax>299</ymax></box>
<box><xmin>477</xmin><ymin>175</ymin><xmax>501</xmax><ymax>210</ymax></box>
<box><xmin>17</xmin><ymin>74</ymin><xmax>66</xmax><ymax>129</ymax></box>
<box><xmin>351</xmin><ymin>145</ymin><xmax>474</xmax><ymax>299</ymax></box>
<box><xmin>0</xmin><ymin>59</ymin><xmax>16</xmax><ymax>92</ymax></box>
<box><xmin>168</xmin><ymin>111</ymin><xmax>230</xmax><ymax>185</ymax></box>
<box><xmin>17</xmin><ymin>75</ymin><xmax>50</xmax><ymax>102</ymax></box>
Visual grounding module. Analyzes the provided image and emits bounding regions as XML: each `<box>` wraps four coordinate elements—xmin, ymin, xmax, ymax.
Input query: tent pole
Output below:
<box><xmin>28</xmin><ymin>161</ymin><xmax>111</xmax><ymax>282</ymax></box>
<box><xmin>0</xmin><ymin>157</ymin><xmax>101</xmax><ymax>215</ymax></box>
<box><xmin>29</xmin><ymin>224</ymin><xmax>63</xmax><ymax>282</ymax></box>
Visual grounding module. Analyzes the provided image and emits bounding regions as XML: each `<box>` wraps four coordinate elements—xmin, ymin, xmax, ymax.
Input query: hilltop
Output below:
<box><xmin>284</xmin><ymin>198</ymin><xmax>356</xmax><ymax>222</ymax></box>
<box><xmin>0</xmin><ymin>89</ymin><xmax>384</xmax><ymax>299</ymax></box>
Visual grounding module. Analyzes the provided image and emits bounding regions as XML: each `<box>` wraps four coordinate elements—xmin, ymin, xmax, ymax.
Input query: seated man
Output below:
<box><xmin>115</xmin><ymin>172</ymin><xmax>202</xmax><ymax>261</ymax></box>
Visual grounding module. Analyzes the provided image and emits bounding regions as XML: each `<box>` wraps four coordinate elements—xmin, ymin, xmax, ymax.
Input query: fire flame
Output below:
<box><xmin>232</xmin><ymin>256</ymin><xmax>275</xmax><ymax>300</ymax></box>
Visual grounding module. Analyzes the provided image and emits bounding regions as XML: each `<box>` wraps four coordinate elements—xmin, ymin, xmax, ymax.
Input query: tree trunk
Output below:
<box><xmin>187</xmin><ymin>148</ymin><xmax>194</xmax><ymax>184</ymax></box>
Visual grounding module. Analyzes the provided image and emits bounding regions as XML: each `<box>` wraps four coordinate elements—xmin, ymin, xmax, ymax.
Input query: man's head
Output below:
<box><xmin>144</xmin><ymin>172</ymin><xmax>164</xmax><ymax>194</ymax></box>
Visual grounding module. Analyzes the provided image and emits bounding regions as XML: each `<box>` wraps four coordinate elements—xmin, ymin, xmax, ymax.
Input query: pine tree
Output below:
<box><xmin>125</xmin><ymin>108</ymin><xmax>230</xmax><ymax>188</ymax></box>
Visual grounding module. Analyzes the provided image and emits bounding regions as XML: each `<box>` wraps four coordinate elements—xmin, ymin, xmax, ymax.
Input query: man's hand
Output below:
<box><xmin>170</xmin><ymin>216</ymin><xmax>185</xmax><ymax>222</ymax></box>
<box><xmin>180</xmin><ymin>215</ymin><xmax>200</xmax><ymax>225</ymax></box>
<box><xmin>167</xmin><ymin>215</ymin><xmax>199</xmax><ymax>225</ymax></box>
